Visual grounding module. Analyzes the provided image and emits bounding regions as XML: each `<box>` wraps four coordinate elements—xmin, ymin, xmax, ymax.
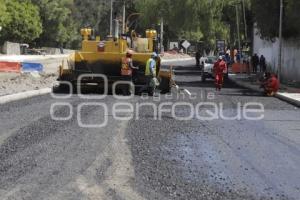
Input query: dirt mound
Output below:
<box><xmin>161</xmin><ymin>51</ymin><xmax>191</xmax><ymax>60</ymax></box>
<box><xmin>0</xmin><ymin>72</ymin><xmax>57</xmax><ymax>96</ymax></box>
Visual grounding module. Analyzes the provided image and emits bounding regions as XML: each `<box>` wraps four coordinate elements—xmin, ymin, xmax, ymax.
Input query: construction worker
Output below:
<box><xmin>261</xmin><ymin>72</ymin><xmax>279</xmax><ymax>96</ymax></box>
<box><xmin>195</xmin><ymin>50</ymin><xmax>201</xmax><ymax>66</ymax></box>
<box><xmin>121</xmin><ymin>49</ymin><xmax>138</xmax><ymax>95</ymax></box>
<box><xmin>140</xmin><ymin>52</ymin><xmax>159</xmax><ymax>95</ymax></box>
<box><xmin>252</xmin><ymin>53</ymin><xmax>259</xmax><ymax>74</ymax></box>
<box><xmin>213</xmin><ymin>56</ymin><xmax>227</xmax><ymax>91</ymax></box>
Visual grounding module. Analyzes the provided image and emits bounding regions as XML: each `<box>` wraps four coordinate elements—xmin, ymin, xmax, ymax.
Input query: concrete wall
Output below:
<box><xmin>0</xmin><ymin>41</ymin><xmax>74</xmax><ymax>55</ymax></box>
<box><xmin>30</xmin><ymin>57</ymin><xmax>69</xmax><ymax>74</ymax></box>
<box><xmin>2</xmin><ymin>42</ymin><xmax>21</xmax><ymax>55</ymax></box>
<box><xmin>42</xmin><ymin>47</ymin><xmax>74</xmax><ymax>55</ymax></box>
<box><xmin>253</xmin><ymin>28</ymin><xmax>300</xmax><ymax>82</ymax></box>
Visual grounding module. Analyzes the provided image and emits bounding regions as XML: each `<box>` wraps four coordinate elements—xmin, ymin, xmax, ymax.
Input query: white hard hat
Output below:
<box><xmin>126</xmin><ymin>49</ymin><xmax>134</xmax><ymax>55</ymax></box>
<box><xmin>151</xmin><ymin>52</ymin><xmax>158</xmax><ymax>58</ymax></box>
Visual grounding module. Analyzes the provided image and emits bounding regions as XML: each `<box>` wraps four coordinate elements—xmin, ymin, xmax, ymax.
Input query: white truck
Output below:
<box><xmin>200</xmin><ymin>56</ymin><xmax>228</xmax><ymax>82</ymax></box>
<box><xmin>200</xmin><ymin>56</ymin><xmax>217</xmax><ymax>82</ymax></box>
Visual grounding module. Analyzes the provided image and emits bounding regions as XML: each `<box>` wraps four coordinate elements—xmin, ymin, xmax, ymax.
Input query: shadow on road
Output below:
<box><xmin>173</xmin><ymin>64</ymin><xmax>264</xmax><ymax>95</ymax></box>
<box><xmin>174</xmin><ymin>71</ymin><xmax>202</xmax><ymax>76</ymax></box>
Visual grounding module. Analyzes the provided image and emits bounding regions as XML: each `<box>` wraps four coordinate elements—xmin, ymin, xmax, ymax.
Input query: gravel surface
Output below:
<box><xmin>0</xmin><ymin>61</ymin><xmax>299</xmax><ymax>200</ymax></box>
<box><xmin>0</xmin><ymin>54</ymin><xmax>69</xmax><ymax>96</ymax></box>
<box><xmin>124</xmin><ymin>64</ymin><xmax>300</xmax><ymax>200</ymax></box>
<box><xmin>0</xmin><ymin>72</ymin><xmax>57</xmax><ymax>96</ymax></box>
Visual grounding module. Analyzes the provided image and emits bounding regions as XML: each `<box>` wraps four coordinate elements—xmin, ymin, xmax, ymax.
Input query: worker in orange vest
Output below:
<box><xmin>121</xmin><ymin>50</ymin><xmax>138</xmax><ymax>95</ymax></box>
<box><xmin>213</xmin><ymin>56</ymin><xmax>227</xmax><ymax>91</ymax></box>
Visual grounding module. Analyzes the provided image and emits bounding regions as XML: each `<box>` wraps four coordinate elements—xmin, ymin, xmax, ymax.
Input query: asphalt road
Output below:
<box><xmin>0</xmin><ymin>61</ymin><xmax>300</xmax><ymax>200</ymax></box>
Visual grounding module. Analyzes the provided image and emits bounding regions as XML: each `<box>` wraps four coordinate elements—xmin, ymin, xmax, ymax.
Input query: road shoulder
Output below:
<box><xmin>0</xmin><ymin>88</ymin><xmax>51</xmax><ymax>104</ymax></box>
<box><xmin>229</xmin><ymin>74</ymin><xmax>300</xmax><ymax>107</ymax></box>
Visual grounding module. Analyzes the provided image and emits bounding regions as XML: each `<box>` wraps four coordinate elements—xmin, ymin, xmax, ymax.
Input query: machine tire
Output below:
<box><xmin>202</xmin><ymin>74</ymin><xmax>206</xmax><ymax>82</ymax></box>
<box><xmin>53</xmin><ymin>81</ymin><xmax>74</xmax><ymax>94</ymax></box>
<box><xmin>72</xmin><ymin>82</ymin><xmax>77</xmax><ymax>93</ymax></box>
<box><xmin>160</xmin><ymin>77</ymin><xmax>171</xmax><ymax>94</ymax></box>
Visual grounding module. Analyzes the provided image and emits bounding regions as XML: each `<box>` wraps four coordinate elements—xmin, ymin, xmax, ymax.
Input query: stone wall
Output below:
<box><xmin>253</xmin><ymin>27</ymin><xmax>300</xmax><ymax>82</ymax></box>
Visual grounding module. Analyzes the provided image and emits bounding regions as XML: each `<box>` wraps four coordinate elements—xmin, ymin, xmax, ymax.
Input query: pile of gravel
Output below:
<box><xmin>0</xmin><ymin>72</ymin><xmax>57</xmax><ymax>96</ymax></box>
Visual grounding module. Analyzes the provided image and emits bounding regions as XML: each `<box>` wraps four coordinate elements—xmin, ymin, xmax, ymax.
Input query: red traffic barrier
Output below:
<box><xmin>0</xmin><ymin>61</ymin><xmax>21</xmax><ymax>73</ymax></box>
<box><xmin>232</xmin><ymin>63</ymin><xmax>249</xmax><ymax>73</ymax></box>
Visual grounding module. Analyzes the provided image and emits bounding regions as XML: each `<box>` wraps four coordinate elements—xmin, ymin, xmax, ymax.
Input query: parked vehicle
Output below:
<box><xmin>200</xmin><ymin>56</ymin><xmax>217</xmax><ymax>82</ymax></box>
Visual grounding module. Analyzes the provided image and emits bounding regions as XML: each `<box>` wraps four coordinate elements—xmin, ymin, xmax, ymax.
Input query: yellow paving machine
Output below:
<box><xmin>58</xmin><ymin>24</ymin><xmax>173</xmax><ymax>93</ymax></box>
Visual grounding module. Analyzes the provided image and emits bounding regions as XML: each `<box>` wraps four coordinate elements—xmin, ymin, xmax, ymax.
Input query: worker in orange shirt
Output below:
<box><xmin>261</xmin><ymin>72</ymin><xmax>279</xmax><ymax>96</ymax></box>
<box><xmin>213</xmin><ymin>56</ymin><xmax>227</xmax><ymax>91</ymax></box>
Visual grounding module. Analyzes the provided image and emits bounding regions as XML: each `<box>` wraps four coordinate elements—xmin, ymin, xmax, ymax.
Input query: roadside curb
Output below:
<box><xmin>0</xmin><ymin>88</ymin><xmax>51</xmax><ymax>105</ymax></box>
<box><xmin>275</xmin><ymin>93</ymin><xmax>300</xmax><ymax>107</ymax></box>
<box><xmin>229</xmin><ymin>75</ymin><xmax>300</xmax><ymax>107</ymax></box>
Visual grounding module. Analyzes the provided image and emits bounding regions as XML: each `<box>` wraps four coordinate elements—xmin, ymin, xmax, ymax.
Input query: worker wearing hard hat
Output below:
<box><xmin>213</xmin><ymin>56</ymin><xmax>227</xmax><ymax>91</ymax></box>
<box><xmin>140</xmin><ymin>52</ymin><xmax>159</xmax><ymax>95</ymax></box>
<box><xmin>121</xmin><ymin>49</ymin><xmax>138</xmax><ymax>95</ymax></box>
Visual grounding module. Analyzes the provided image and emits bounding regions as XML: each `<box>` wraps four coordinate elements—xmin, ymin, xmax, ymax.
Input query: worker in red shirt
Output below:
<box><xmin>261</xmin><ymin>73</ymin><xmax>279</xmax><ymax>96</ymax></box>
<box><xmin>213</xmin><ymin>56</ymin><xmax>227</xmax><ymax>91</ymax></box>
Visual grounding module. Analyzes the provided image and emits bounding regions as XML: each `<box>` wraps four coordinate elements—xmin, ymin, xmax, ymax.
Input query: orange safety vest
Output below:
<box><xmin>121</xmin><ymin>57</ymin><xmax>132</xmax><ymax>76</ymax></box>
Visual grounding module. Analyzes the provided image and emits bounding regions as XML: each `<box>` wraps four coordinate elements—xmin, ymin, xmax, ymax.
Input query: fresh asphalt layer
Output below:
<box><xmin>0</xmin><ymin>60</ymin><xmax>300</xmax><ymax>200</ymax></box>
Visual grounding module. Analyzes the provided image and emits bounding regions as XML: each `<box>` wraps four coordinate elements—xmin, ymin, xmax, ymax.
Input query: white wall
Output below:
<box><xmin>2</xmin><ymin>41</ymin><xmax>21</xmax><ymax>55</ymax></box>
<box><xmin>0</xmin><ymin>41</ymin><xmax>74</xmax><ymax>55</ymax></box>
<box><xmin>42</xmin><ymin>47</ymin><xmax>74</xmax><ymax>55</ymax></box>
<box><xmin>253</xmin><ymin>28</ymin><xmax>300</xmax><ymax>82</ymax></box>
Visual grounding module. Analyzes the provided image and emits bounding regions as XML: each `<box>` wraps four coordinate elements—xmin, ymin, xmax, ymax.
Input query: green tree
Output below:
<box><xmin>73</xmin><ymin>0</ymin><xmax>111</xmax><ymax>38</ymax></box>
<box><xmin>0</xmin><ymin>0</ymin><xmax>42</xmax><ymax>43</ymax></box>
<box><xmin>283</xmin><ymin>0</ymin><xmax>300</xmax><ymax>38</ymax></box>
<box><xmin>251</xmin><ymin>0</ymin><xmax>300</xmax><ymax>40</ymax></box>
<box><xmin>0</xmin><ymin>0</ymin><xmax>10</xmax><ymax>30</ymax></box>
<box><xmin>31</xmin><ymin>0</ymin><xmax>79</xmax><ymax>48</ymax></box>
<box><xmin>251</xmin><ymin>0</ymin><xmax>279</xmax><ymax>40</ymax></box>
<box><xmin>135</xmin><ymin>0</ymin><xmax>232</xmax><ymax>50</ymax></box>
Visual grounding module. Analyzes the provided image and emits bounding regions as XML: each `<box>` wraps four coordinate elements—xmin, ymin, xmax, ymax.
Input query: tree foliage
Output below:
<box><xmin>0</xmin><ymin>0</ymin><xmax>299</xmax><ymax>49</ymax></box>
<box><xmin>135</xmin><ymin>0</ymin><xmax>232</xmax><ymax>49</ymax></box>
<box><xmin>252</xmin><ymin>0</ymin><xmax>300</xmax><ymax>40</ymax></box>
<box><xmin>30</xmin><ymin>0</ymin><xmax>79</xmax><ymax>48</ymax></box>
<box><xmin>283</xmin><ymin>0</ymin><xmax>300</xmax><ymax>38</ymax></box>
<box><xmin>251</xmin><ymin>0</ymin><xmax>280</xmax><ymax>40</ymax></box>
<box><xmin>73</xmin><ymin>0</ymin><xmax>111</xmax><ymax>39</ymax></box>
<box><xmin>0</xmin><ymin>0</ymin><xmax>10</xmax><ymax>28</ymax></box>
<box><xmin>0</xmin><ymin>0</ymin><xmax>42</xmax><ymax>43</ymax></box>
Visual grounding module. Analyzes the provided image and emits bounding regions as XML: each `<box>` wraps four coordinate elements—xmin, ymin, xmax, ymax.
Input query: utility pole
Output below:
<box><xmin>235</xmin><ymin>4</ymin><xmax>241</xmax><ymax>54</ymax></box>
<box><xmin>122</xmin><ymin>0</ymin><xmax>126</xmax><ymax>34</ymax></box>
<box><xmin>235</xmin><ymin>3</ymin><xmax>242</xmax><ymax>74</ymax></box>
<box><xmin>278</xmin><ymin>0</ymin><xmax>283</xmax><ymax>83</ymax></box>
<box><xmin>160</xmin><ymin>17</ymin><xmax>164</xmax><ymax>53</ymax></box>
<box><xmin>110</xmin><ymin>0</ymin><xmax>113</xmax><ymax>36</ymax></box>
<box><xmin>242</xmin><ymin>0</ymin><xmax>247</xmax><ymax>39</ymax></box>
